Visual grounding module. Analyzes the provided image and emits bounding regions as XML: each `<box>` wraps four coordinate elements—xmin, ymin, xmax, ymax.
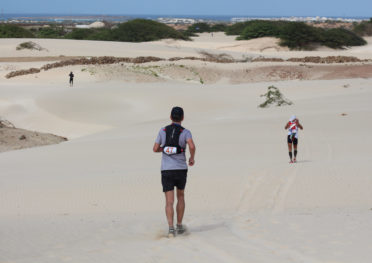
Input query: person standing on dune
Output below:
<box><xmin>285</xmin><ymin>115</ymin><xmax>303</xmax><ymax>163</ymax></box>
<box><xmin>69</xmin><ymin>71</ymin><xmax>74</xmax><ymax>87</ymax></box>
<box><xmin>153</xmin><ymin>106</ymin><xmax>196</xmax><ymax>237</ymax></box>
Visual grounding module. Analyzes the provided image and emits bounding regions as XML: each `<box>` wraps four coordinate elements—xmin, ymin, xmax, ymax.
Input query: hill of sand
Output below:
<box><xmin>1</xmin><ymin>33</ymin><xmax>372</xmax><ymax>263</ymax></box>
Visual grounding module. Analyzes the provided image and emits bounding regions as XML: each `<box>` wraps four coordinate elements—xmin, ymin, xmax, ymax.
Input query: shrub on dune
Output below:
<box><xmin>278</xmin><ymin>22</ymin><xmax>320</xmax><ymax>50</ymax></box>
<box><xmin>0</xmin><ymin>24</ymin><xmax>34</xmax><ymax>38</ymax></box>
<box><xmin>210</xmin><ymin>23</ymin><xmax>228</xmax><ymax>32</ymax></box>
<box><xmin>353</xmin><ymin>18</ymin><xmax>372</xmax><ymax>36</ymax></box>
<box><xmin>321</xmin><ymin>28</ymin><xmax>366</xmax><ymax>49</ymax></box>
<box><xmin>34</xmin><ymin>26</ymin><xmax>66</xmax><ymax>38</ymax></box>
<box><xmin>237</xmin><ymin>20</ymin><xmax>283</xmax><ymax>40</ymax></box>
<box><xmin>234</xmin><ymin>20</ymin><xmax>366</xmax><ymax>50</ymax></box>
<box><xmin>186</xmin><ymin>22</ymin><xmax>212</xmax><ymax>33</ymax></box>
<box><xmin>64</xmin><ymin>19</ymin><xmax>189</xmax><ymax>42</ymax></box>
<box><xmin>259</xmin><ymin>86</ymin><xmax>293</xmax><ymax>108</ymax></box>
<box><xmin>64</xmin><ymin>28</ymin><xmax>95</xmax><ymax>40</ymax></box>
<box><xmin>225</xmin><ymin>21</ymin><xmax>251</xmax><ymax>35</ymax></box>
<box><xmin>184</xmin><ymin>23</ymin><xmax>227</xmax><ymax>37</ymax></box>
<box><xmin>111</xmin><ymin>19</ymin><xmax>189</xmax><ymax>42</ymax></box>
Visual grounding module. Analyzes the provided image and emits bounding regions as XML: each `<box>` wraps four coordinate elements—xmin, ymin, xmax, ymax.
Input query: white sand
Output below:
<box><xmin>2</xmin><ymin>33</ymin><xmax>372</xmax><ymax>59</ymax></box>
<box><xmin>1</xmin><ymin>34</ymin><xmax>372</xmax><ymax>263</ymax></box>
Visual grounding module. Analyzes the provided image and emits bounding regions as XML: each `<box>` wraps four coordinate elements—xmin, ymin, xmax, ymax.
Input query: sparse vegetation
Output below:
<box><xmin>186</xmin><ymin>22</ymin><xmax>227</xmax><ymax>35</ymax></box>
<box><xmin>198</xmin><ymin>51</ymin><xmax>235</xmax><ymax>63</ymax></box>
<box><xmin>108</xmin><ymin>19</ymin><xmax>189</xmax><ymax>42</ymax></box>
<box><xmin>186</xmin><ymin>22</ymin><xmax>212</xmax><ymax>34</ymax></box>
<box><xmin>1</xmin><ymin>19</ymin><xmax>367</xmax><ymax>50</ymax></box>
<box><xmin>33</xmin><ymin>26</ymin><xmax>67</xmax><ymax>38</ymax></box>
<box><xmin>259</xmin><ymin>86</ymin><xmax>293</xmax><ymax>108</ymax></box>
<box><xmin>353</xmin><ymin>18</ymin><xmax>372</xmax><ymax>36</ymax></box>
<box><xmin>233</xmin><ymin>20</ymin><xmax>366</xmax><ymax>50</ymax></box>
<box><xmin>278</xmin><ymin>22</ymin><xmax>321</xmax><ymax>50</ymax></box>
<box><xmin>0</xmin><ymin>24</ymin><xmax>34</xmax><ymax>38</ymax></box>
<box><xmin>0</xmin><ymin>118</ymin><xmax>15</xmax><ymax>128</ymax></box>
<box><xmin>80</xmin><ymin>67</ymin><xmax>96</xmax><ymax>75</ymax></box>
<box><xmin>225</xmin><ymin>21</ymin><xmax>252</xmax><ymax>35</ymax></box>
<box><xmin>16</xmin><ymin>41</ymin><xmax>46</xmax><ymax>51</ymax></box>
<box><xmin>237</xmin><ymin>20</ymin><xmax>285</xmax><ymax>40</ymax></box>
<box><xmin>128</xmin><ymin>65</ymin><xmax>160</xmax><ymax>77</ymax></box>
<box><xmin>320</xmin><ymin>28</ymin><xmax>366</xmax><ymax>49</ymax></box>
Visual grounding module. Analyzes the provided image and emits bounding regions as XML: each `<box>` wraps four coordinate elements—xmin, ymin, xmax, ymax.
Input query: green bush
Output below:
<box><xmin>65</xmin><ymin>28</ymin><xmax>96</xmax><ymax>40</ymax></box>
<box><xmin>278</xmin><ymin>22</ymin><xmax>320</xmax><ymax>50</ymax></box>
<box><xmin>353</xmin><ymin>19</ymin><xmax>372</xmax><ymax>36</ymax></box>
<box><xmin>233</xmin><ymin>20</ymin><xmax>366</xmax><ymax>50</ymax></box>
<box><xmin>64</xmin><ymin>19</ymin><xmax>188</xmax><ymax>42</ymax></box>
<box><xmin>35</xmin><ymin>26</ymin><xmax>66</xmax><ymax>38</ymax></box>
<box><xmin>186</xmin><ymin>22</ymin><xmax>211</xmax><ymax>33</ymax></box>
<box><xmin>0</xmin><ymin>24</ymin><xmax>34</xmax><ymax>38</ymax></box>
<box><xmin>185</xmin><ymin>23</ymin><xmax>227</xmax><ymax>37</ymax></box>
<box><xmin>111</xmin><ymin>19</ymin><xmax>188</xmax><ymax>42</ymax></box>
<box><xmin>225</xmin><ymin>21</ymin><xmax>251</xmax><ymax>35</ymax></box>
<box><xmin>87</xmin><ymin>28</ymin><xmax>114</xmax><ymax>41</ymax></box>
<box><xmin>259</xmin><ymin>86</ymin><xmax>293</xmax><ymax>108</ymax></box>
<box><xmin>237</xmin><ymin>20</ymin><xmax>283</xmax><ymax>40</ymax></box>
<box><xmin>16</xmin><ymin>41</ymin><xmax>45</xmax><ymax>51</ymax></box>
<box><xmin>321</xmin><ymin>28</ymin><xmax>366</xmax><ymax>48</ymax></box>
<box><xmin>210</xmin><ymin>23</ymin><xmax>227</xmax><ymax>32</ymax></box>
<box><xmin>65</xmin><ymin>28</ymin><xmax>113</xmax><ymax>40</ymax></box>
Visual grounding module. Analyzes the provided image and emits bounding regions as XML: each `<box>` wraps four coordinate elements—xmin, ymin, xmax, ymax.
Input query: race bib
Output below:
<box><xmin>163</xmin><ymin>147</ymin><xmax>177</xmax><ymax>155</ymax></box>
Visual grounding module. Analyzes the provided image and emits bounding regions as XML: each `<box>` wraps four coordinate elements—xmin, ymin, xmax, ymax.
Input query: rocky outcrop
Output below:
<box><xmin>4</xmin><ymin>55</ymin><xmax>372</xmax><ymax>79</ymax></box>
<box><xmin>252</xmin><ymin>57</ymin><xmax>285</xmax><ymax>62</ymax></box>
<box><xmin>286</xmin><ymin>56</ymin><xmax>369</xmax><ymax>63</ymax></box>
<box><xmin>5</xmin><ymin>68</ymin><xmax>41</xmax><ymax>79</ymax></box>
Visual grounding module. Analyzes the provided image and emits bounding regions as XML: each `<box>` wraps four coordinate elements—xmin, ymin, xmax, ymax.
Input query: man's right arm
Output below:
<box><xmin>284</xmin><ymin>122</ymin><xmax>289</xmax><ymax>129</ymax></box>
<box><xmin>187</xmin><ymin>138</ymin><xmax>196</xmax><ymax>166</ymax></box>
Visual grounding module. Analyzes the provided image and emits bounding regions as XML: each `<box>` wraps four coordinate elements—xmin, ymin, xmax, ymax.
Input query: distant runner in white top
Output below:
<box><xmin>285</xmin><ymin>115</ymin><xmax>303</xmax><ymax>163</ymax></box>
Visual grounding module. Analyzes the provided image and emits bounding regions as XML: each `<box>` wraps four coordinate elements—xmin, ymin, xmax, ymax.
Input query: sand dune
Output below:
<box><xmin>1</xmin><ymin>34</ymin><xmax>372</xmax><ymax>263</ymax></box>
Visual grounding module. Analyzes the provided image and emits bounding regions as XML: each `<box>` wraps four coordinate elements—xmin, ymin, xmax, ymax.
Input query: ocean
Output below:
<box><xmin>0</xmin><ymin>13</ymin><xmax>369</xmax><ymax>23</ymax></box>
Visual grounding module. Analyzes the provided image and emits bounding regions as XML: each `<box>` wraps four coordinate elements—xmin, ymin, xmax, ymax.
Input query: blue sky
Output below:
<box><xmin>2</xmin><ymin>0</ymin><xmax>372</xmax><ymax>17</ymax></box>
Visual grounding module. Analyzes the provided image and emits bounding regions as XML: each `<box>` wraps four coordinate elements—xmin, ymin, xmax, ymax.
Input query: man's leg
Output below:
<box><xmin>294</xmin><ymin>144</ymin><xmax>298</xmax><ymax>161</ymax></box>
<box><xmin>176</xmin><ymin>189</ymin><xmax>185</xmax><ymax>225</ymax></box>
<box><xmin>165</xmin><ymin>190</ymin><xmax>174</xmax><ymax>227</ymax></box>
<box><xmin>288</xmin><ymin>143</ymin><xmax>293</xmax><ymax>161</ymax></box>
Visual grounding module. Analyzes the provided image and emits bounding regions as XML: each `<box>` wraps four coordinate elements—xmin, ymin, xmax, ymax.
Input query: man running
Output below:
<box><xmin>69</xmin><ymin>72</ymin><xmax>74</xmax><ymax>87</ymax></box>
<box><xmin>285</xmin><ymin>115</ymin><xmax>303</xmax><ymax>163</ymax></box>
<box><xmin>153</xmin><ymin>106</ymin><xmax>196</xmax><ymax>237</ymax></box>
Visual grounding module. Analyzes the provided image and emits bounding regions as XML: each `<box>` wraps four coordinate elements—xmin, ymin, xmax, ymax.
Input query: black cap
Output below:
<box><xmin>171</xmin><ymin>106</ymin><xmax>184</xmax><ymax>121</ymax></box>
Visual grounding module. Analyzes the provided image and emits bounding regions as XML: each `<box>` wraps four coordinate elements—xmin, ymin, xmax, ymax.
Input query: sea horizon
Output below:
<box><xmin>0</xmin><ymin>13</ymin><xmax>370</xmax><ymax>22</ymax></box>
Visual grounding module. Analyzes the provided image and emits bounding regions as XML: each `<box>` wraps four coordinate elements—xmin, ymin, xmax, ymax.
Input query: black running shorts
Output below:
<box><xmin>287</xmin><ymin>135</ymin><xmax>298</xmax><ymax>145</ymax></box>
<box><xmin>161</xmin><ymin>169</ymin><xmax>188</xmax><ymax>192</ymax></box>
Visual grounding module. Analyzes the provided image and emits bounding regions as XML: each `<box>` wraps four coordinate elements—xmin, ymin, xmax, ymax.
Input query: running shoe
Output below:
<box><xmin>176</xmin><ymin>224</ymin><xmax>186</xmax><ymax>235</ymax></box>
<box><xmin>168</xmin><ymin>227</ymin><xmax>176</xmax><ymax>238</ymax></box>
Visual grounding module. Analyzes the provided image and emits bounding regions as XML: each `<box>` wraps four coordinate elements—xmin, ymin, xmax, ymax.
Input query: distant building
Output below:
<box><xmin>75</xmin><ymin>25</ymin><xmax>90</xmax><ymax>29</ymax></box>
<box><xmin>75</xmin><ymin>21</ymin><xmax>105</xmax><ymax>29</ymax></box>
<box><xmin>157</xmin><ymin>18</ymin><xmax>196</xmax><ymax>24</ymax></box>
<box><xmin>88</xmin><ymin>21</ymin><xmax>105</xmax><ymax>28</ymax></box>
